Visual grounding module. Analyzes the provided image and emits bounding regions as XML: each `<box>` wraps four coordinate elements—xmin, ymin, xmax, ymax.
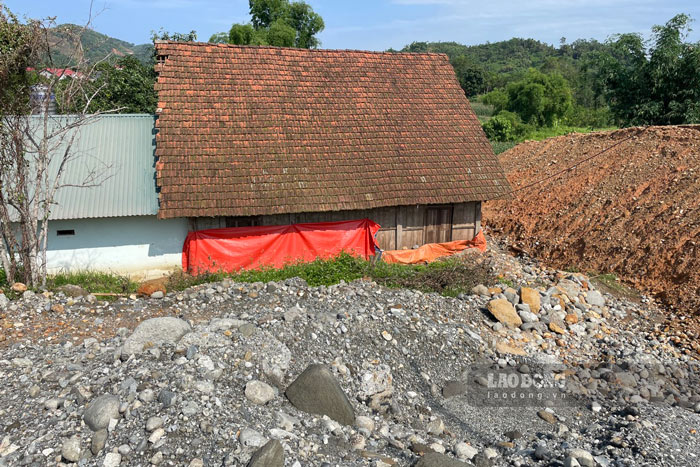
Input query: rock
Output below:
<box><xmin>415</xmin><ymin>452</ymin><xmax>469</xmax><ymax>466</ymax></box>
<box><xmin>495</xmin><ymin>341</ymin><xmax>526</xmax><ymax>356</ymax></box>
<box><xmin>247</xmin><ymin>439</ymin><xmax>284</xmax><ymax>467</ymax></box>
<box><xmin>585</xmin><ymin>290</ymin><xmax>605</xmax><ymax>307</ymax></box>
<box><xmin>549</xmin><ymin>322</ymin><xmax>566</xmax><ymax>334</ymax></box>
<box><xmin>245</xmin><ymin>380</ymin><xmax>276</xmax><ymax>405</ymax></box>
<box><xmin>537</xmin><ymin>410</ymin><xmax>557</xmax><ymax>424</ymax></box>
<box><xmin>427</xmin><ymin>418</ymin><xmax>444</xmax><ymax>435</ymax></box>
<box><xmin>0</xmin><ymin>293</ymin><xmax>8</xmax><ymax>308</ymax></box>
<box><xmin>487</xmin><ymin>299</ymin><xmax>522</xmax><ymax>328</ymax></box>
<box><xmin>442</xmin><ymin>381</ymin><xmax>468</xmax><ymax>398</ymax></box>
<box><xmin>148</xmin><ymin>428</ymin><xmax>165</xmax><ymax>444</ymax></box>
<box><xmin>103</xmin><ymin>452</ymin><xmax>122</xmax><ymax>467</ymax></box>
<box><xmin>564</xmin><ymin>457</ymin><xmax>580</xmax><ymax>467</ymax></box>
<box><xmin>568</xmin><ymin>448</ymin><xmax>594</xmax><ymax>467</ymax></box>
<box><xmin>84</xmin><ymin>395</ymin><xmax>121</xmax><ymax>431</ymax></box>
<box><xmin>454</xmin><ymin>442</ymin><xmax>478</xmax><ymax>460</ymax></box>
<box><xmin>150</xmin><ymin>291</ymin><xmax>164</xmax><ymax>299</ymax></box>
<box><xmin>62</xmin><ymin>436</ymin><xmax>81</xmax><ymax>462</ymax></box>
<box><xmin>56</xmin><ymin>284</ymin><xmax>87</xmax><ymax>297</ymax></box>
<box><xmin>358</xmin><ymin>364</ymin><xmax>393</xmax><ymax>406</ymax></box>
<box><xmin>471</xmin><ymin>284</ymin><xmax>489</xmax><ymax>296</ymax></box>
<box><xmin>122</xmin><ymin>317</ymin><xmax>191</xmax><ymax>355</ymax></box>
<box><xmin>355</xmin><ymin>415</ymin><xmax>375</xmax><ymax>433</ymax></box>
<box><xmin>150</xmin><ymin>451</ymin><xmax>164</xmax><ymax>465</ymax></box>
<box><xmin>91</xmin><ymin>429</ymin><xmax>108</xmax><ymax>455</ymax></box>
<box><xmin>518</xmin><ymin>309</ymin><xmax>538</xmax><ymax>323</ymax></box>
<box><xmin>146</xmin><ymin>416</ymin><xmax>164</xmax><ymax>432</ymax></box>
<box><xmin>10</xmin><ymin>282</ymin><xmax>27</xmax><ymax>293</ymax></box>
<box><xmin>565</xmin><ymin>313</ymin><xmax>579</xmax><ymax>324</ymax></box>
<box><xmin>519</xmin><ymin>287</ymin><xmax>541</xmax><ymax>313</ymax></box>
<box><xmin>158</xmin><ymin>389</ymin><xmax>176</xmax><ymax>408</ymax></box>
<box><xmin>239</xmin><ymin>428</ymin><xmax>268</xmax><ymax>448</ymax></box>
<box><xmin>286</xmin><ymin>364</ymin><xmax>355</xmax><ymax>426</ymax></box>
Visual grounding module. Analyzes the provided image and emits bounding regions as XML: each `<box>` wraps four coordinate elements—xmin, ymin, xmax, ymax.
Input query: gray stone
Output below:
<box><xmin>146</xmin><ymin>416</ymin><xmax>164</xmax><ymax>432</ymax></box>
<box><xmin>247</xmin><ymin>439</ymin><xmax>284</xmax><ymax>467</ymax></box>
<box><xmin>84</xmin><ymin>395</ymin><xmax>120</xmax><ymax>431</ymax></box>
<box><xmin>567</xmin><ymin>448</ymin><xmax>594</xmax><ymax>467</ymax></box>
<box><xmin>0</xmin><ymin>293</ymin><xmax>9</xmax><ymax>308</ymax></box>
<box><xmin>122</xmin><ymin>317</ymin><xmax>191</xmax><ymax>355</ymax></box>
<box><xmin>62</xmin><ymin>436</ymin><xmax>81</xmax><ymax>462</ymax></box>
<box><xmin>454</xmin><ymin>442</ymin><xmax>478</xmax><ymax>461</ymax></box>
<box><xmin>585</xmin><ymin>290</ymin><xmax>605</xmax><ymax>307</ymax></box>
<box><xmin>158</xmin><ymin>389</ymin><xmax>176</xmax><ymax>408</ymax></box>
<box><xmin>286</xmin><ymin>364</ymin><xmax>355</xmax><ymax>426</ymax></box>
<box><xmin>103</xmin><ymin>452</ymin><xmax>122</xmax><ymax>467</ymax></box>
<box><xmin>471</xmin><ymin>284</ymin><xmax>489</xmax><ymax>296</ymax></box>
<box><xmin>239</xmin><ymin>428</ymin><xmax>268</xmax><ymax>448</ymax></box>
<box><xmin>150</xmin><ymin>291</ymin><xmax>164</xmax><ymax>299</ymax></box>
<box><xmin>245</xmin><ymin>380</ymin><xmax>276</xmax><ymax>405</ymax></box>
<box><xmin>239</xmin><ymin>323</ymin><xmax>256</xmax><ymax>337</ymax></box>
<box><xmin>91</xmin><ymin>429</ymin><xmax>108</xmax><ymax>455</ymax></box>
<box><xmin>518</xmin><ymin>309</ymin><xmax>539</xmax><ymax>323</ymax></box>
<box><xmin>415</xmin><ymin>452</ymin><xmax>469</xmax><ymax>466</ymax></box>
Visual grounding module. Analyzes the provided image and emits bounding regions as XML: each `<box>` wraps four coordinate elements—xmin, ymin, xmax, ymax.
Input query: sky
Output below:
<box><xmin>4</xmin><ymin>0</ymin><xmax>699</xmax><ymax>50</ymax></box>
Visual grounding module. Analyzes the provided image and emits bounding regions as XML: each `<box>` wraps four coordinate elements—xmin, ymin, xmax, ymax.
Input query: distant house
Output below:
<box><xmin>43</xmin><ymin>115</ymin><xmax>187</xmax><ymax>275</ymax></box>
<box><xmin>153</xmin><ymin>42</ymin><xmax>510</xmax><ymax>250</ymax></box>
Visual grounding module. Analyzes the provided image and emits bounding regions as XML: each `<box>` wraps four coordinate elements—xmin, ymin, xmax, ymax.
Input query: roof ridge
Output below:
<box><xmin>155</xmin><ymin>40</ymin><xmax>449</xmax><ymax>57</ymax></box>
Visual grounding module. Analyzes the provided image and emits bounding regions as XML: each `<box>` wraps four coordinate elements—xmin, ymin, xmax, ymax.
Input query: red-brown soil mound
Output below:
<box><xmin>484</xmin><ymin>125</ymin><xmax>700</xmax><ymax>315</ymax></box>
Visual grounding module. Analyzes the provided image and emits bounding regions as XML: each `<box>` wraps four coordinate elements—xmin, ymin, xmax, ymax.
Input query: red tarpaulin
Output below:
<box><xmin>183</xmin><ymin>219</ymin><xmax>380</xmax><ymax>274</ymax></box>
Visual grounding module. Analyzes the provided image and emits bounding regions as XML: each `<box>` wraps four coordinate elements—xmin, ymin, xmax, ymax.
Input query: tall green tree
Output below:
<box><xmin>597</xmin><ymin>14</ymin><xmax>700</xmax><ymax>125</ymax></box>
<box><xmin>60</xmin><ymin>55</ymin><xmax>157</xmax><ymax>114</ymax></box>
<box><xmin>213</xmin><ymin>0</ymin><xmax>324</xmax><ymax>48</ymax></box>
<box><xmin>504</xmin><ymin>69</ymin><xmax>573</xmax><ymax>126</ymax></box>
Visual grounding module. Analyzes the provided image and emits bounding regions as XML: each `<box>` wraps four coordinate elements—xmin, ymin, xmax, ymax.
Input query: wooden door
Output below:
<box><xmin>425</xmin><ymin>206</ymin><xmax>452</xmax><ymax>244</ymax></box>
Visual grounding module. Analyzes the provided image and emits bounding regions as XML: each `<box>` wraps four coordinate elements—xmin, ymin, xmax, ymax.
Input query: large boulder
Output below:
<box><xmin>487</xmin><ymin>299</ymin><xmax>522</xmax><ymax>328</ymax></box>
<box><xmin>83</xmin><ymin>395</ymin><xmax>120</xmax><ymax>431</ymax></box>
<box><xmin>122</xmin><ymin>317</ymin><xmax>191</xmax><ymax>355</ymax></box>
<box><xmin>247</xmin><ymin>439</ymin><xmax>284</xmax><ymax>467</ymax></box>
<box><xmin>285</xmin><ymin>364</ymin><xmax>355</xmax><ymax>426</ymax></box>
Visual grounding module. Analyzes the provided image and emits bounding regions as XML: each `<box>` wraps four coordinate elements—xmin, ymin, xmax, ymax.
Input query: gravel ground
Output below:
<box><xmin>0</xmin><ymin>244</ymin><xmax>698</xmax><ymax>466</ymax></box>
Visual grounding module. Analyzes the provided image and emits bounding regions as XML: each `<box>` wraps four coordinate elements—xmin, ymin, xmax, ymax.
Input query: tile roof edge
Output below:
<box><xmin>154</xmin><ymin>41</ymin><xmax>449</xmax><ymax>58</ymax></box>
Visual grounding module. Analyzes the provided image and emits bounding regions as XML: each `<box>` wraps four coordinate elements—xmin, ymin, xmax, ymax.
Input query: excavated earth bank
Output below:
<box><xmin>484</xmin><ymin>125</ymin><xmax>700</xmax><ymax>324</ymax></box>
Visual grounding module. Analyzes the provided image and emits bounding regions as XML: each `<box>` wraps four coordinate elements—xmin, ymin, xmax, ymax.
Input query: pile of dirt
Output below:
<box><xmin>484</xmin><ymin>125</ymin><xmax>700</xmax><ymax>316</ymax></box>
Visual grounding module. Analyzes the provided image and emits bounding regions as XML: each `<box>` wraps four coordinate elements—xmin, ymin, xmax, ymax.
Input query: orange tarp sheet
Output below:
<box><xmin>182</xmin><ymin>219</ymin><xmax>380</xmax><ymax>275</ymax></box>
<box><xmin>382</xmin><ymin>230</ymin><xmax>487</xmax><ymax>265</ymax></box>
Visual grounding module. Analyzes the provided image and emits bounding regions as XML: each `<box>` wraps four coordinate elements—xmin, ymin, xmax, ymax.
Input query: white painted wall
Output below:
<box><xmin>46</xmin><ymin>216</ymin><xmax>189</xmax><ymax>277</ymax></box>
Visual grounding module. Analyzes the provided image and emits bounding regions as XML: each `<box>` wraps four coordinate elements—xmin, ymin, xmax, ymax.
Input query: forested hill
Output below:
<box><xmin>401</xmin><ymin>38</ymin><xmax>558</xmax><ymax>73</ymax></box>
<box><xmin>47</xmin><ymin>24</ymin><xmax>152</xmax><ymax>66</ymax></box>
<box><xmin>399</xmin><ymin>38</ymin><xmax>609</xmax><ymax>93</ymax></box>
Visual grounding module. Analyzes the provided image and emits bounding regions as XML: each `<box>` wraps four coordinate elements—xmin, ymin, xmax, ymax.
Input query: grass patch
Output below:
<box><xmin>491</xmin><ymin>141</ymin><xmax>518</xmax><ymax>154</ymax></box>
<box><xmin>471</xmin><ymin>101</ymin><xmax>494</xmax><ymax>121</ymax></box>
<box><xmin>166</xmin><ymin>252</ymin><xmax>493</xmax><ymax>297</ymax></box>
<box><xmin>521</xmin><ymin>125</ymin><xmax>616</xmax><ymax>141</ymax></box>
<box><xmin>589</xmin><ymin>272</ymin><xmax>640</xmax><ymax>301</ymax></box>
<box><xmin>46</xmin><ymin>271</ymin><xmax>138</xmax><ymax>295</ymax></box>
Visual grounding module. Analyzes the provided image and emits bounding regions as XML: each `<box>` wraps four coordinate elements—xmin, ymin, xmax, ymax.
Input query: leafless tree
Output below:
<box><xmin>0</xmin><ymin>4</ymin><xmax>116</xmax><ymax>288</ymax></box>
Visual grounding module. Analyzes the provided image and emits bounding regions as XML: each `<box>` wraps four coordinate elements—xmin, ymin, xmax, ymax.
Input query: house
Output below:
<box><xmin>43</xmin><ymin>114</ymin><xmax>188</xmax><ymax>275</ymax></box>
<box><xmin>153</xmin><ymin>42</ymin><xmax>510</xmax><ymax>251</ymax></box>
<box><xmin>40</xmin><ymin>43</ymin><xmax>509</xmax><ymax>275</ymax></box>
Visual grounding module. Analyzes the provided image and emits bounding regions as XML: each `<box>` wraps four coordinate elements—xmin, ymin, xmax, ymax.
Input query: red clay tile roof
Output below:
<box><xmin>154</xmin><ymin>41</ymin><xmax>511</xmax><ymax>219</ymax></box>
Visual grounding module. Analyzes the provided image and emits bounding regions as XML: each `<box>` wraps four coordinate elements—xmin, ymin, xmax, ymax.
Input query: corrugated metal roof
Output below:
<box><xmin>38</xmin><ymin>114</ymin><xmax>158</xmax><ymax>220</ymax></box>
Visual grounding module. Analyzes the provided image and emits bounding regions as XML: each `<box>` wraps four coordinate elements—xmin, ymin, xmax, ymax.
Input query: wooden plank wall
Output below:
<box><xmin>189</xmin><ymin>202</ymin><xmax>481</xmax><ymax>251</ymax></box>
<box><xmin>451</xmin><ymin>202</ymin><xmax>480</xmax><ymax>241</ymax></box>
